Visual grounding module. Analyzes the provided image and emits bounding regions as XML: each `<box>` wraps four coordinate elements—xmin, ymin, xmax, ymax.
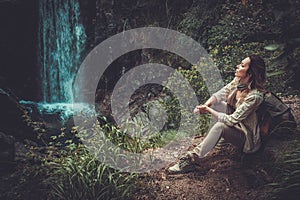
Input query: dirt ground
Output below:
<box><xmin>132</xmin><ymin>142</ymin><xmax>282</xmax><ymax>200</ymax></box>
<box><xmin>132</xmin><ymin>97</ymin><xmax>300</xmax><ymax>200</ymax></box>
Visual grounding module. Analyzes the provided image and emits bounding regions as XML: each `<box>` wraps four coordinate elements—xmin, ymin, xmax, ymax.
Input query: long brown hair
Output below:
<box><xmin>247</xmin><ymin>54</ymin><xmax>267</xmax><ymax>91</ymax></box>
<box><xmin>238</xmin><ymin>54</ymin><xmax>267</xmax><ymax>104</ymax></box>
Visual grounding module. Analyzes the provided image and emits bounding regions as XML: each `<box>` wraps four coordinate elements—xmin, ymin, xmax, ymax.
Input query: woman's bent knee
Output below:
<box><xmin>211</xmin><ymin>122</ymin><xmax>226</xmax><ymax>133</ymax></box>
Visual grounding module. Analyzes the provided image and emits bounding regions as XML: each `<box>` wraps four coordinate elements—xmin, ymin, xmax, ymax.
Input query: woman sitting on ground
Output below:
<box><xmin>168</xmin><ymin>54</ymin><xmax>267</xmax><ymax>173</ymax></box>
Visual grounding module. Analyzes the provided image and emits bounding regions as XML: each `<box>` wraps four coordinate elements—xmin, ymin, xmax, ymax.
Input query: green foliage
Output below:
<box><xmin>178</xmin><ymin>0</ymin><xmax>224</xmax><ymax>43</ymax></box>
<box><xmin>187</xmin><ymin>0</ymin><xmax>300</xmax><ymax>95</ymax></box>
<box><xmin>209</xmin><ymin>42</ymin><xmax>267</xmax><ymax>83</ymax></box>
<box><xmin>176</xmin><ymin>66</ymin><xmax>211</xmax><ymax>135</ymax></box>
<box><xmin>269</xmin><ymin>143</ymin><xmax>300</xmax><ymax>199</ymax></box>
<box><xmin>45</xmin><ymin>140</ymin><xmax>138</xmax><ymax>200</ymax></box>
<box><xmin>160</xmin><ymin>66</ymin><xmax>211</xmax><ymax>136</ymax></box>
<box><xmin>177</xmin><ymin>66</ymin><xmax>210</xmax><ymax>103</ymax></box>
<box><xmin>265</xmin><ymin>46</ymin><xmax>300</xmax><ymax>95</ymax></box>
<box><xmin>178</xmin><ymin>10</ymin><xmax>206</xmax><ymax>41</ymax></box>
<box><xmin>208</xmin><ymin>39</ymin><xmax>299</xmax><ymax>95</ymax></box>
<box><xmin>97</xmin><ymin>114</ymin><xmax>199</xmax><ymax>152</ymax></box>
<box><xmin>207</xmin><ymin>14</ymin><xmax>258</xmax><ymax>48</ymax></box>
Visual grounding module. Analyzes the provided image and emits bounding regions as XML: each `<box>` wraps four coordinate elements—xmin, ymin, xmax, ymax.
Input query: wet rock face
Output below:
<box><xmin>0</xmin><ymin>88</ymin><xmax>26</xmax><ymax>140</ymax></box>
<box><xmin>0</xmin><ymin>132</ymin><xmax>15</xmax><ymax>166</ymax></box>
<box><xmin>0</xmin><ymin>0</ymin><xmax>40</xmax><ymax>101</ymax></box>
<box><xmin>0</xmin><ymin>88</ymin><xmax>44</xmax><ymax>143</ymax></box>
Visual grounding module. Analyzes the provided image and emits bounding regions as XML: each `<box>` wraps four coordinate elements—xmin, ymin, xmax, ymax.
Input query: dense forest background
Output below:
<box><xmin>0</xmin><ymin>0</ymin><xmax>300</xmax><ymax>200</ymax></box>
<box><xmin>1</xmin><ymin>0</ymin><xmax>300</xmax><ymax>100</ymax></box>
<box><xmin>87</xmin><ymin>0</ymin><xmax>300</xmax><ymax>95</ymax></box>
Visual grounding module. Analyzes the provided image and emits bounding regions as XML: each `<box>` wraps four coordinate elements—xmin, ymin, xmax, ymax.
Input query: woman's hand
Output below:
<box><xmin>194</xmin><ymin>104</ymin><xmax>209</xmax><ymax>114</ymax></box>
<box><xmin>194</xmin><ymin>106</ymin><xmax>200</xmax><ymax>114</ymax></box>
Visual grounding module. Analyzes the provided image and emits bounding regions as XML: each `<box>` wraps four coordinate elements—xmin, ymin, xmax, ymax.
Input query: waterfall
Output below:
<box><xmin>38</xmin><ymin>0</ymin><xmax>86</xmax><ymax>103</ymax></box>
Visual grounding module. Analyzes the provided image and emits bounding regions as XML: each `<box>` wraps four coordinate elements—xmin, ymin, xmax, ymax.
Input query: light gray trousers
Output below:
<box><xmin>194</xmin><ymin>122</ymin><xmax>246</xmax><ymax>157</ymax></box>
<box><xmin>194</xmin><ymin>102</ymin><xmax>246</xmax><ymax>157</ymax></box>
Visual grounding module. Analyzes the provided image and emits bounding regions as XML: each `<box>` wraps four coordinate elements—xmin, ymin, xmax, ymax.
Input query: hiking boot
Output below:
<box><xmin>186</xmin><ymin>149</ymin><xmax>200</xmax><ymax>160</ymax></box>
<box><xmin>168</xmin><ymin>152</ymin><xmax>196</xmax><ymax>174</ymax></box>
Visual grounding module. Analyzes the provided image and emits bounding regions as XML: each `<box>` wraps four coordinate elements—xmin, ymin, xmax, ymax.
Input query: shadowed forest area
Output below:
<box><xmin>0</xmin><ymin>0</ymin><xmax>300</xmax><ymax>199</ymax></box>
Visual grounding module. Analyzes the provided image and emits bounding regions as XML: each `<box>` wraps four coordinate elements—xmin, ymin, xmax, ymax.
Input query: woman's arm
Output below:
<box><xmin>194</xmin><ymin>96</ymin><xmax>217</xmax><ymax>114</ymax></box>
<box><xmin>194</xmin><ymin>78</ymin><xmax>237</xmax><ymax>114</ymax></box>
<box><xmin>203</xmin><ymin>105</ymin><xmax>219</xmax><ymax>119</ymax></box>
<box><xmin>204</xmin><ymin>96</ymin><xmax>217</xmax><ymax>107</ymax></box>
<box><xmin>206</xmin><ymin>91</ymin><xmax>263</xmax><ymax>126</ymax></box>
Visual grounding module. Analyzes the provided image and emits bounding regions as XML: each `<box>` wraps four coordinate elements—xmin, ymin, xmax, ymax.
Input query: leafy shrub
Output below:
<box><xmin>159</xmin><ymin>65</ymin><xmax>211</xmax><ymax>136</ymax></box>
<box><xmin>208</xmin><ymin>41</ymin><xmax>294</xmax><ymax>91</ymax></box>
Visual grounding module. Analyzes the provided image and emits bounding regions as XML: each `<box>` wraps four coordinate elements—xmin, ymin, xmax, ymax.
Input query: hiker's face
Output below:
<box><xmin>235</xmin><ymin>57</ymin><xmax>251</xmax><ymax>80</ymax></box>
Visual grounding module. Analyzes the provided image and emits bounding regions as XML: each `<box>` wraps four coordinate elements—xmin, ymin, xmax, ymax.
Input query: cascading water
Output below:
<box><xmin>38</xmin><ymin>0</ymin><xmax>86</xmax><ymax>103</ymax></box>
<box><xmin>20</xmin><ymin>0</ymin><xmax>90</xmax><ymax>123</ymax></box>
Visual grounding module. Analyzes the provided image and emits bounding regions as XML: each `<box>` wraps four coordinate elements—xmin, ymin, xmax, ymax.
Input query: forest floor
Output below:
<box><xmin>132</xmin><ymin>97</ymin><xmax>300</xmax><ymax>200</ymax></box>
<box><xmin>0</xmin><ymin>97</ymin><xmax>299</xmax><ymax>200</ymax></box>
<box><xmin>132</xmin><ymin>137</ymin><xmax>299</xmax><ymax>200</ymax></box>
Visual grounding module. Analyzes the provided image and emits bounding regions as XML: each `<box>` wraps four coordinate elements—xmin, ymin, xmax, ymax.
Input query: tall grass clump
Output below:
<box><xmin>45</xmin><ymin>125</ymin><xmax>138</xmax><ymax>200</ymax></box>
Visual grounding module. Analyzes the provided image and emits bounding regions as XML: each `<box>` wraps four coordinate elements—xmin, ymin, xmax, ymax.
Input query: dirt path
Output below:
<box><xmin>133</xmin><ymin>144</ymin><xmax>275</xmax><ymax>199</ymax></box>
